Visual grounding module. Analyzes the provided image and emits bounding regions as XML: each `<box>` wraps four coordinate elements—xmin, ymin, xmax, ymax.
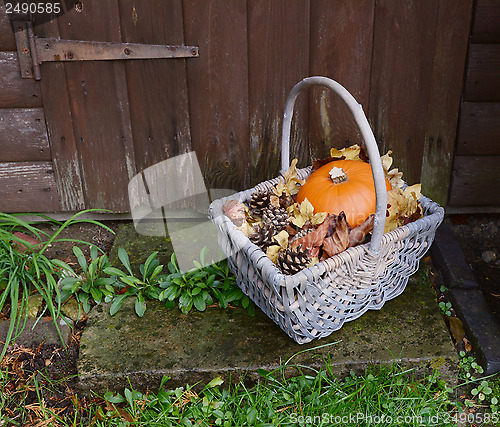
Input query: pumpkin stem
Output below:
<box><xmin>329</xmin><ymin>166</ymin><xmax>348</xmax><ymax>184</ymax></box>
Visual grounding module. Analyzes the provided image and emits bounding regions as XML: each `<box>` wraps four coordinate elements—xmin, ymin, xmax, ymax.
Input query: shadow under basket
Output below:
<box><xmin>209</xmin><ymin>77</ymin><xmax>444</xmax><ymax>344</ymax></box>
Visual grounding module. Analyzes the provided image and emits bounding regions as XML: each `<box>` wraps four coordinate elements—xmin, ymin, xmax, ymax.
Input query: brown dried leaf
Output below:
<box><xmin>291</xmin><ymin>214</ymin><xmax>336</xmax><ymax>257</ymax></box>
<box><xmin>223</xmin><ymin>200</ymin><xmax>246</xmax><ymax>226</ymax></box>
<box><xmin>349</xmin><ymin>214</ymin><xmax>374</xmax><ymax>247</ymax></box>
<box><xmin>311</xmin><ymin>156</ymin><xmax>335</xmax><ymax>173</ymax></box>
<box><xmin>448</xmin><ymin>316</ymin><xmax>465</xmax><ymax>345</ymax></box>
<box><xmin>322</xmin><ymin>212</ymin><xmax>350</xmax><ymax>258</ymax></box>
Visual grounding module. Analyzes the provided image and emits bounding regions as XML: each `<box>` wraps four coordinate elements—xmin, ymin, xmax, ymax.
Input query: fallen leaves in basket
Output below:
<box><xmin>288</xmin><ymin>198</ymin><xmax>328</xmax><ymax>228</ymax></box>
<box><xmin>272</xmin><ymin>158</ymin><xmax>304</xmax><ymax>202</ymax></box>
<box><xmin>291</xmin><ymin>212</ymin><xmax>374</xmax><ymax>260</ymax></box>
<box><xmin>222</xmin><ymin>200</ymin><xmax>253</xmax><ymax>235</ymax></box>
<box><xmin>385</xmin><ymin>184</ymin><xmax>423</xmax><ymax>233</ymax></box>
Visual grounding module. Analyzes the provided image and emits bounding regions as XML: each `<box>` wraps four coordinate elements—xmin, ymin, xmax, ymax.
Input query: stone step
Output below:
<box><xmin>76</xmin><ymin>272</ymin><xmax>458</xmax><ymax>394</ymax></box>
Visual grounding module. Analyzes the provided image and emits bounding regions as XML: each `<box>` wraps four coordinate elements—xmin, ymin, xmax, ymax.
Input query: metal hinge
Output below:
<box><xmin>14</xmin><ymin>21</ymin><xmax>199</xmax><ymax>80</ymax></box>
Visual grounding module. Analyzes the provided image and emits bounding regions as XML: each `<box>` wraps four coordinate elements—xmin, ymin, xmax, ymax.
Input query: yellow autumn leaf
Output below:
<box><xmin>290</xmin><ymin>199</ymin><xmax>312</xmax><ymax>228</ymax></box>
<box><xmin>272</xmin><ymin>230</ymin><xmax>289</xmax><ymax>250</ymax></box>
<box><xmin>380</xmin><ymin>150</ymin><xmax>393</xmax><ymax>172</ymax></box>
<box><xmin>387</xmin><ymin>168</ymin><xmax>404</xmax><ymax>188</ymax></box>
<box><xmin>273</xmin><ymin>158</ymin><xmax>304</xmax><ymax>197</ymax></box>
<box><xmin>284</xmin><ymin>158</ymin><xmax>300</xmax><ymax>182</ymax></box>
<box><xmin>311</xmin><ymin>212</ymin><xmax>328</xmax><ymax>226</ymax></box>
<box><xmin>290</xmin><ymin>198</ymin><xmax>328</xmax><ymax>228</ymax></box>
<box><xmin>266</xmin><ymin>245</ymin><xmax>281</xmax><ymax>264</ymax></box>
<box><xmin>384</xmin><ymin>184</ymin><xmax>423</xmax><ymax>233</ymax></box>
<box><xmin>235</xmin><ymin>221</ymin><xmax>253</xmax><ymax>237</ymax></box>
<box><xmin>330</xmin><ymin>144</ymin><xmax>362</xmax><ymax>161</ymax></box>
<box><xmin>308</xmin><ymin>257</ymin><xmax>319</xmax><ymax>267</ymax></box>
<box><xmin>385</xmin><ymin>189</ymin><xmax>406</xmax><ymax>233</ymax></box>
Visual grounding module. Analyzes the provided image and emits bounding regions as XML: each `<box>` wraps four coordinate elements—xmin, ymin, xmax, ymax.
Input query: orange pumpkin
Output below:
<box><xmin>297</xmin><ymin>160</ymin><xmax>391</xmax><ymax>227</ymax></box>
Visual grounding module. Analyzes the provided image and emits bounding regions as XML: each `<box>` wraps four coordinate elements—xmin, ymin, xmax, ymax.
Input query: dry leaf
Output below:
<box><xmin>380</xmin><ymin>150</ymin><xmax>394</xmax><ymax>172</ymax></box>
<box><xmin>235</xmin><ymin>221</ymin><xmax>253</xmax><ymax>237</ymax></box>
<box><xmin>290</xmin><ymin>198</ymin><xmax>328</xmax><ymax>228</ymax></box>
<box><xmin>448</xmin><ymin>316</ymin><xmax>465</xmax><ymax>345</ymax></box>
<box><xmin>385</xmin><ymin>184</ymin><xmax>423</xmax><ymax>233</ymax></box>
<box><xmin>223</xmin><ymin>200</ymin><xmax>246</xmax><ymax>226</ymax></box>
<box><xmin>311</xmin><ymin>156</ymin><xmax>336</xmax><ymax>173</ymax></box>
<box><xmin>273</xmin><ymin>230</ymin><xmax>289</xmax><ymax>250</ymax></box>
<box><xmin>291</xmin><ymin>213</ymin><xmax>336</xmax><ymax>257</ymax></box>
<box><xmin>349</xmin><ymin>214</ymin><xmax>374</xmax><ymax>247</ymax></box>
<box><xmin>274</xmin><ymin>158</ymin><xmax>305</xmax><ymax>197</ymax></box>
<box><xmin>266</xmin><ymin>245</ymin><xmax>281</xmax><ymax>264</ymax></box>
<box><xmin>322</xmin><ymin>213</ymin><xmax>350</xmax><ymax>258</ymax></box>
<box><xmin>387</xmin><ymin>168</ymin><xmax>404</xmax><ymax>188</ymax></box>
<box><xmin>381</xmin><ymin>150</ymin><xmax>405</xmax><ymax>188</ymax></box>
<box><xmin>330</xmin><ymin>144</ymin><xmax>363</xmax><ymax>161</ymax></box>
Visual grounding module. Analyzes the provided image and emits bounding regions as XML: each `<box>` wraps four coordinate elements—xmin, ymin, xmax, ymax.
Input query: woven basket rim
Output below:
<box><xmin>209</xmin><ymin>167</ymin><xmax>444</xmax><ymax>288</ymax></box>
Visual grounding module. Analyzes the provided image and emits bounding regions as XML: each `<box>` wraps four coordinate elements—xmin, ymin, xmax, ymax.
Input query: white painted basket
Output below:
<box><xmin>209</xmin><ymin>77</ymin><xmax>444</xmax><ymax>344</ymax></box>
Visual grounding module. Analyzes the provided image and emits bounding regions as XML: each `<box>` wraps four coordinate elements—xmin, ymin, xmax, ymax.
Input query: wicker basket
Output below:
<box><xmin>209</xmin><ymin>77</ymin><xmax>444</xmax><ymax>344</ymax></box>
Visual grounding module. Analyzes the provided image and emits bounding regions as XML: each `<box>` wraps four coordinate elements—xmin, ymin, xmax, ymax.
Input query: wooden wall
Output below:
<box><xmin>0</xmin><ymin>0</ymin><xmax>481</xmax><ymax>213</ymax></box>
<box><xmin>0</xmin><ymin>2</ymin><xmax>59</xmax><ymax>212</ymax></box>
<box><xmin>448</xmin><ymin>0</ymin><xmax>500</xmax><ymax>211</ymax></box>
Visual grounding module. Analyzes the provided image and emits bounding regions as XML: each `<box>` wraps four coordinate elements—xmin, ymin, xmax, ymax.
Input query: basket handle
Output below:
<box><xmin>281</xmin><ymin>76</ymin><xmax>387</xmax><ymax>254</ymax></box>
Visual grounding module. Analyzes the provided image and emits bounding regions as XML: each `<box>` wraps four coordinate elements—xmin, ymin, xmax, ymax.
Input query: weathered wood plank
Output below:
<box><xmin>34</xmin><ymin>15</ymin><xmax>85</xmax><ymax>211</ymax></box>
<box><xmin>247</xmin><ymin>0</ymin><xmax>310</xmax><ymax>184</ymax></box>
<box><xmin>118</xmin><ymin>0</ymin><xmax>192</xmax><ymax>172</ymax></box>
<box><xmin>0</xmin><ymin>161</ymin><xmax>60</xmax><ymax>212</ymax></box>
<box><xmin>0</xmin><ymin>3</ymin><xmax>17</xmax><ymax>51</ymax></box>
<box><xmin>368</xmin><ymin>0</ymin><xmax>439</xmax><ymax>185</ymax></box>
<box><xmin>471</xmin><ymin>0</ymin><xmax>500</xmax><ymax>43</ymax></box>
<box><xmin>456</xmin><ymin>102</ymin><xmax>500</xmax><ymax>156</ymax></box>
<box><xmin>0</xmin><ymin>52</ymin><xmax>42</xmax><ymax>108</ymax></box>
<box><xmin>420</xmin><ymin>0</ymin><xmax>473</xmax><ymax>207</ymax></box>
<box><xmin>184</xmin><ymin>0</ymin><xmax>249</xmax><ymax>191</ymax></box>
<box><xmin>464</xmin><ymin>44</ymin><xmax>500</xmax><ymax>102</ymax></box>
<box><xmin>53</xmin><ymin>1</ymin><xmax>136</xmax><ymax>211</ymax></box>
<box><xmin>0</xmin><ymin>108</ymin><xmax>51</xmax><ymax>161</ymax></box>
<box><xmin>448</xmin><ymin>156</ymin><xmax>500</xmax><ymax>207</ymax></box>
<box><xmin>308</xmin><ymin>0</ymin><xmax>374</xmax><ymax>160</ymax></box>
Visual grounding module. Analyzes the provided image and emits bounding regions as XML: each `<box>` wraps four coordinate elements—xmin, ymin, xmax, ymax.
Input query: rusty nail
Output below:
<box><xmin>124</xmin><ymin>48</ymin><xmax>131</xmax><ymax>55</ymax></box>
<box><xmin>67</xmin><ymin>51</ymin><xmax>74</xmax><ymax>59</ymax></box>
<box><xmin>191</xmin><ymin>48</ymin><xmax>197</xmax><ymax>55</ymax></box>
<box><xmin>22</xmin><ymin>47</ymin><xmax>29</xmax><ymax>54</ymax></box>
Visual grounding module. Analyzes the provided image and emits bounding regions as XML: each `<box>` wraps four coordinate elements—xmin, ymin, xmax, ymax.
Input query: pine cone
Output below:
<box><xmin>249</xmin><ymin>223</ymin><xmax>276</xmax><ymax>250</ymax></box>
<box><xmin>262</xmin><ymin>205</ymin><xmax>289</xmax><ymax>232</ymax></box>
<box><xmin>277</xmin><ymin>246</ymin><xmax>311</xmax><ymax>275</ymax></box>
<box><xmin>248</xmin><ymin>190</ymin><xmax>271</xmax><ymax>216</ymax></box>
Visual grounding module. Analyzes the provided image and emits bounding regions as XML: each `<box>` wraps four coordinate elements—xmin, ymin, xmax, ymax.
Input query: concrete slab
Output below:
<box><xmin>77</xmin><ymin>272</ymin><xmax>458</xmax><ymax>394</ymax></box>
<box><xmin>0</xmin><ymin>317</ymin><xmax>72</xmax><ymax>349</ymax></box>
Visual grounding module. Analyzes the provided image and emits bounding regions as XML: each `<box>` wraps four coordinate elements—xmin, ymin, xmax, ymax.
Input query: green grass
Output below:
<box><xmin>1</xmin><ymin>358</ymin><xmax>498</xmax><ymax>427</ymax></box>
<box><xmin>0</xmin><ymin>211</ymin><xmax>115</xmax><ymax>361</ymax></box>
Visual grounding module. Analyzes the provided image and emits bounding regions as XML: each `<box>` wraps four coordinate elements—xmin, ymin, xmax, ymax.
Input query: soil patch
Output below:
<box><xmin>446</xmin><ymin>214</ymin><xmax>500</xmax><ymax>324</ymax></box>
